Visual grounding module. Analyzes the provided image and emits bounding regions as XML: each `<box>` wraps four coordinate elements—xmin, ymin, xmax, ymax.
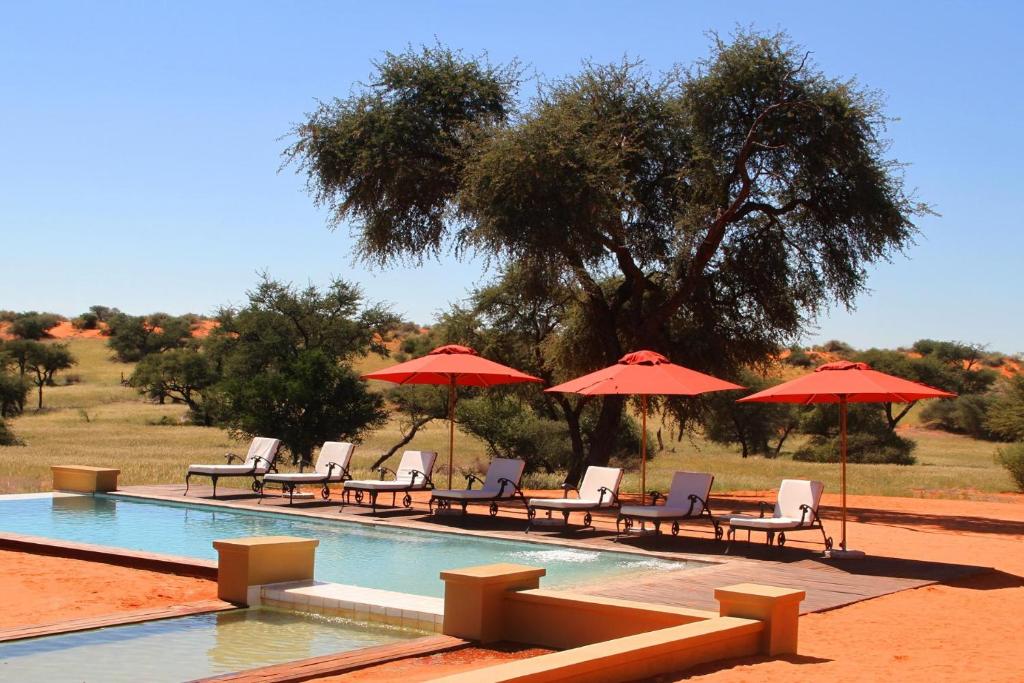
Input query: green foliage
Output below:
<box><xmin>105</xmin><ymin>313</ymin><xmax>193</xmax><ymax>362</ymax></box>
<box><xmin>88</xmin><ymin>305</ymin><xmax>120</xmax><ymax>323</ymax></box>
<box><xmin>920</xmin><ymin>394</ymin><xmax>999</xmax><ymax>440</ymax></box>
<box><xmin>986</xmin><ymin>376</ymin><xmax>1024</xmax><ymax>441</ymax></box>
<box><xmin>207</xmin><ymin>276</ymin><xmax>396</xmax><ymax>465</ymax></box>
<box><xmin>997</xmin><ymin>442</ymin><xmax>1024</xmax><ymax>492</ymax></box>
<box><xmin>794</xmin><ymin>430</ymin><xmax>917</xmax><ymax>465</ymax></box>
<box><xmin>704</xmin><ymin>370</ymin><xmax>797</xmax><ymax>457</ymax></box>
<box><xmin>0</xmin><ymin>370</ymin><xmax>30</xmax><ymax>418</ymax></box>
<box><xmin>819</xmin><ymin>340</ymin><xmax>855</xmax><ymax>356</ymax></box>
<box><xmin>795</xmin><ymin>402</ymin><xmax>916</xmax><ymax>464</ymax></box>
<box><xmin>8</xmin><ymin>312</ymin><xmax>63</xmax><ymax>340</ymax></box>
<box><xmin>784</xmin><ymin>345</ymin><xmax>813</xmax><ymax>368</ymax></box>
<box><xmin>24</xmin><ymin>342</ymin><xmax>76</xmax><ymax>410</ymax></box>
<box><xmin>129</xmin><ymin>349</ymin><xmax>218</xmax><ymax>424</ymax></box>
<box><xmin>288</xmin><ymin>32</ymin><xmax>927</xmax><ymax>473</ymax></box>
<box><xmin>0</xmin><ymin>419</ymin><xmax>21</xmax><ymax>446</ymax></box>
<box><xmin>72</xmin><ymin>312</ymin><xmax>100</xmax><ymax>330</ymax></box>
<box><xmin>0</xmin><ymin>311</ymin><xmax>17</xmax><ymax>323</ymax></box>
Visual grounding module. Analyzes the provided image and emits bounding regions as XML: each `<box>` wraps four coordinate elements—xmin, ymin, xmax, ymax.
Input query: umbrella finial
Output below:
<box><xmin>816</xmin><ymin>361</ymin><xmax>871</xmax><ymax>372</ymax></box>
<box><xmin>429</xmin><ymin>344</ymin><xmax>478</xmax><ymax>356</ymax></box>
<box><xmin>618</xmin><ymin>350</ymin><xmax>670</xmax><ymax>366</ymax></box>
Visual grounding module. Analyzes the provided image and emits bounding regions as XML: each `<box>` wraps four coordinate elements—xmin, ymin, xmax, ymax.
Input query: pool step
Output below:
<box><xmin>257</xmin><ymin>580</ymin><xmax>444</xmax><ymax>633</ymax></box>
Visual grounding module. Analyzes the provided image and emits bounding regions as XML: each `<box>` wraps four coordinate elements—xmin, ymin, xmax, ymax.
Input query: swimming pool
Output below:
<box><xmin>0</xmin><ymin>606</ymin><xmax>414</xmax><ymax>682</ymax></box>
<box><xmin>0</xmin><ymin>494</ymin><xmax>697</xmax><ymax>596</ymax></box>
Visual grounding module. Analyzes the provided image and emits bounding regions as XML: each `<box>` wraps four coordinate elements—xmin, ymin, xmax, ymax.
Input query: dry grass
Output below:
<box><xmin>0</xmin><ymin>339</ymin><xmax>1014</xmax><ymax>499</ymax></box>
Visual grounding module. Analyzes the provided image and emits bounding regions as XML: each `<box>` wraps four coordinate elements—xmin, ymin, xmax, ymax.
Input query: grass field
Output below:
<box><xmin>0</xmin><ymin>338</ymin><xmax>1015</xmax><ymax>499</ymax></box>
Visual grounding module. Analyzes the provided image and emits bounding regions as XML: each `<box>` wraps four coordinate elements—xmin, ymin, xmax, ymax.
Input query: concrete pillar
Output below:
<box><xmin>213</xmin><ymin>536</ymin><xmax>319</xmax><ymax>605</ymax></box>
<box><xmin>715</xmin><ymin>583</ymin><xmax>805</xmax><ymax>655</ymax></box>
<box><xmin>51</xmin><ymin>465</ymin><xmax>120</xmax><ymax>493</ymax></box>
<box><xmin>440</xmin><ymin>563</ymin><xmax>546</xmax><ymax>643</ymax></box>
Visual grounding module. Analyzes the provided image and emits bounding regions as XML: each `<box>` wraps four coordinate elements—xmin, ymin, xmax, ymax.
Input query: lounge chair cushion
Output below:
<box><xmin>345</xmin><ymin>450</ymin><xmax>437</xmax><ymax>491</ymax></box>
<box><xmin>775</xmin><ymin>479</ymin><xmax>824</xmax><ymax>519</ymax></box>
<box><xmin>727</xmin><ymin>515</ymin><xmax>808</xmax><ymax>530</ymax></box>
<box><xmin>187</xmin><ymin>464</ymin><xmax>264</xmax><ymax>476</ymax></box>
<box><xmin>618</xmin><ymin>505</ymin><xmax>696</xmax><ymax>519</ymax></box>
<box><xmin>433</xmin><ymin>458</ymin><xmax>525</xmax><ymax>500</ymax></box>
<box><xmin>528</xmin><ymin>497</ymin><xmax>608</xmax><ymax>510</ymax></box>
<box><xmin>264</xmin><ymin>441</ymin><xmax>355</xmax><ymax>484</ymax></box>
<box><xmin>662</xmin><ymin>471</ymin><xmax>714</xmax><ymax>513</ymax></box>
<box><xmin>188</xmin><ymin>437</ymin><xmax>281</xmax><ymax>475</ymax></box>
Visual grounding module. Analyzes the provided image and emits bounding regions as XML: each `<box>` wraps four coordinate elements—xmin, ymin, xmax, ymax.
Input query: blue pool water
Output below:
<box><xmin>0</xmin><ymin>607</ymin><xmax>413</xmax><ymax>682</ymax></box>
<box><xmin>0</xmin><ymin>495</ymin><xmax>694</xmax><ymax>596</ymax></box>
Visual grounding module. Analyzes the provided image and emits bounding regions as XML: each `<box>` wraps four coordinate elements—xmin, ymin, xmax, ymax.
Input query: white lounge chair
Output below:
<box><xmin>526</xmin><ymin>466</ymin><xmax>622</xmax><ymax>531</ymax></box>
<box><xmin>726</xmin><ymin>479</ymin><xmax>833</xmax><ymax>552</ymax></box>
<box><xmin>429</xmin><ymin>458</ymin><xmax>527</xmax><ymax>516</ymax></box>
<box><xmin>341</xmin><ymin>450</ymin><xmax>437</xmax><ymax>513</ymax></box>
<box><xmin>260</xmin><ymin>441</ymin><xmax>355</xmax><ymax>505</ymax></box>
<box><xmin>616</xmin><ymin>471</ymin><xmax>722</xmax><ymax>540</ymax></box>
<box><xmin>184</xmin><ymin>437</ymin><xmax>281</xmax><ymax>498</ymax></box>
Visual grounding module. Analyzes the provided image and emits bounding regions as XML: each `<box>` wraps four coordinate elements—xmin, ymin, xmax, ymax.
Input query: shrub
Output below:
<box><xmin>997</xmin><ymin>443</ymin><xmax>1024</xmax><ymax>492</ymax></box>
<box><xmin>8</xmin><ymin>312</ymin><xmax>62</xmax><ymax>340</ymax></box>
<box><xmin>72</xmin><ymin>312</ymin><xmax>100</xmax><ymax>330</ymax></box>
<box><xmin>0</xmin><ymin>419</ymin><xmax>23</xmax><ymax>446</ymax></box>
<box><xmin>794</xmin><ymin>431</ymin><xmax>917</xmax><ymax>465</ymax></box>
<box><xmin>785</xmin><ymin>345</ymin><xmax>814</xmax><ymax>368</ymax></box>
<box><xmin>820</xmin><ymin>339</ymin><xmax>855</xmax><ymax>356</ymax></box>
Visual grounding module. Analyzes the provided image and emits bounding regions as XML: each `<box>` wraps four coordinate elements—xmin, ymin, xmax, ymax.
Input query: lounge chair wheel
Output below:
<box><xmin>402</xmin><ymin>493</ymin><xmax>412</xmax><ymax>508</ymax></box>
<box><xmin>778</xmin><ymin>532</ymin><xmax>786</xmax><ymax>547</ymax></box>
<box><xmin>354</xmin><ymin>490</ymin><xmax>364</xmax><ymax>504</ymax></box>
<box><xmin>671</xmin><ymin>521</ymin><xmax>680</xmax><ymax>536</ymax></box>
<box><xmin>489</xmin><ymin>502</ymin><xmax>498</xmax><ymax>517</ymax></box>
<box><xmin>623</xmin><ymin>517</ymin><xmax>633</xmax><ymax>532</ymax></box>
<box><xmin>251</xmin><ymin>480</ymin><xmax>262</xmax><ymax>493</ymax></box>
<box><xmin>321</xmin><ymin>485</ymin><xmax>331</xmax><ymax>500</ymax></box>
<box><xmin>583</xmin><ymin>512</ymin><xmax>592</xmax><ymax>528</ymax></box>
<box><xmin>527</xmin><ymin>507</ymin><xmax>536</xmax><ymax>521</ymax></box>
<box><xmin>715</xmin><ymin>525</ymin><xmax>724</xmax><ymax>541</ymax></box>
<box><xmin>825</xmin><ymin>536</ymin><xmax>834</xmax><ymax>550</ymax></box>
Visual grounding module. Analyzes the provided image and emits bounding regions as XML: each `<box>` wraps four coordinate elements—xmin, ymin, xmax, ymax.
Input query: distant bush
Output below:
<box><xmin>0</xmin><ymin>419</ymin><xmax>22</xmax><ymax>446</ymax></box>
<box><xmin>794</xmin><ymin>431</ymin><xmax>917</xmax><ymax>465</ymax></box>
<box><xmin>0</xmin><ymin>311</ymin><xmax>17</xmax><ymax>323</ymax></box>
<box><xmin>819</xmin><ymin>339</ymin><xmax>855</xmax><ymax>355</ymax></box>
<box><xmin>997</xmin><ymin>443</ymin><xmax>1024</xmax><ymax>492</ymax></box>
<box><xmin>8</xmin><ymin>312</ymin><xmax>63</xmax><ymax>340</ymax></box>
<box><xmin>784</xmin><ymin>345</ymin><xmax>813</xmax><ymax>368</ymax></box>
<box><xmin>920</xmin><ymin>394</ymin><xmax>1002</xmax><ymax>441</ymax></box>
<box><xmin>72</xmin><ymin>312</ymin><xmax>100</xmax><ymax>330</ymax></box>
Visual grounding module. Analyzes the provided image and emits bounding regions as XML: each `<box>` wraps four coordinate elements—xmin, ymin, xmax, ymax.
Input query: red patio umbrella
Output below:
<box><xmin>362</xmin><ymin>345</ymin><xmax>543</xmax><ymax>488</ymax></box>
<box><xmin>546</xmin><ymin>350</ymin><xmax>743</xmax><ymax>503</ymax></box>
<box><xmin>738</xmin><ymin>360</ymin><xmax>956</xmax><ymax>557</ymax></box>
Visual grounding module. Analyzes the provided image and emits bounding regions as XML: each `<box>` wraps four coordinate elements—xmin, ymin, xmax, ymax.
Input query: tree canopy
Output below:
<box><xmin>288</xmin><ymin>32</ymin><xmax>927</xmax><ymax>472</ymax></box>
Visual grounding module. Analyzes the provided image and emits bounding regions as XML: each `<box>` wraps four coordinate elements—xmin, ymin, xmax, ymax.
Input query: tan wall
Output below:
<box><xmin>213</xmin><ymin>536</ymin><xmax>319</xmax><ymax>604</ymax></box>
<box><xmin>51</xmin><ymin>466</ymin><xmax>119</xmax><ymax>493</ymax></box>
<box><xmin>503</xmin><ymin>589</ymin><xmax>715</xmax><ymax>650</ymax></box>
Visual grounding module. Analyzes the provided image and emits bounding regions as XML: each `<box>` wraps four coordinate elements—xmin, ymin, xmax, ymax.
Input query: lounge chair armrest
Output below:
<box><xmin>798</xmin><ymin>503</ymin><xmax>820</xmax><ymax>526</ymax></box>
<box><xmin>496</xmin><ymin>477</ymin><xmax>521</xmax><ymax>497</ymax></box>
<box><xmin>225</xmin><ymin>452</ymin><xmax>244</xmax><ymax>464</ymax></box>
<box><xmin>251</xmin><ymin>455</ymin><xmax>273</xmax><ymax>471</ymax></box>
<box><xmin>649</xmin><ymin>491</ymin><xmax>664</xmax><ymax>505</ymax></box>
<box><xmin>407</xmin><ymin>469</ymin><xmax>433</xmax><ymax>487</ymax></box>
<box><xmin>687</xmin><ymin>493</ymin><xmax>710</xmax><ymax>516</ymax></box>
<box><xmin>560</xmin><ymin>482</ymin><xmax>580</xmax><ymax>498</ymax></box>
<box><xmin>378</xmin><ymin>466</ymin><xmax>397</xmax><ymax>480</ymax></box>
<box><xmin>597</xmin><ymin>486</ymin><xmax>619</xmax><ymax>506</ymax></box>
<box><xmin>757</xmin><ymin>500</ymin><xmax>773</xmax><ymax>518</ymax></box>
<box><xmin>325</xmin><ymin>462</ymin><xmax>350</xmax><ymax>479</ymax></box>
<box><xmin>465</xmin><ymin>473</ymin><xmax>484</xmax><ymax>489</ymax></box>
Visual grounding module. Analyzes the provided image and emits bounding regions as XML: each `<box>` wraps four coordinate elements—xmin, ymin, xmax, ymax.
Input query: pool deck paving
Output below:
<box><xmin>113</xmin><ymin>484</ymin><xmax>990</xmax><ymax>616</ymax></box>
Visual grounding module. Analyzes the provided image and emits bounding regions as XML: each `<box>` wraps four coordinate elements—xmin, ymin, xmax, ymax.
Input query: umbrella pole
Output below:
<box><xmin>448</xmin><ymin>377</ymin><xmax>456</xmax><ymax>490</ymax></box>
<box><xmin>641</xmin><ymin>395</ymin><xmax>648</xmax><ymax>505</ymax></box>
<box><xmin>840</xmin><ymin>395</ymin><xmax>848</xmax><ymax>551</ymax></box>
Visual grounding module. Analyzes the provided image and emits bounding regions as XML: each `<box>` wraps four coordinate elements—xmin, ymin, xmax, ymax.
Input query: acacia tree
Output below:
<box><xmin>129</xmin><ymin>348</ymin><xmax>218</xmax><ymax>424</ymax></box>
<box><xmin>25</xmin><ymin>342</ymin><xmax>76</xmax><ymax>409</ymax></box>
<box><xmin>288</xmin><ymin>33</ymin><xmax>926</xmax><ymax>476</ymax></box>
<box><xmin>207</xmin><ymin>276</ymin><xmax>397</xmax><ymax>466</ymax></box>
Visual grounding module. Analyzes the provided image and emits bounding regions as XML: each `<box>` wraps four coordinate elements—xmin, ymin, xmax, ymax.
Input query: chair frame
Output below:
<box><xmin>615</xmin><ymin>487</ymin><xmax>723</xmax><ymax>541</ymax></box>
<box><xmin>259</xmin><ymin>460</ymin><xmax>352</xmax><ymax>505</ymax></box>
<box><xmin>341</xmin><ymin>465</ymin><xmax>435</xmax><ymax>514</ymax></box>
<box><xmin>429</xmin><ymin>471</ymin><xmax>527</xmax><ymax>517</ymax></box>
<box><xmin>184</xmin><ymin>446</ymin><xmax>280</xmax><ymax>499</ymax></box>
<box><xmin>725</xmin><ymin>499</ymin><xmax>833</xmax><ymax>553</ymax></box>
<box><xmin>526</xmin><ymin>480</ymin><xmax>620</xmax><ymax>532</ymax></box>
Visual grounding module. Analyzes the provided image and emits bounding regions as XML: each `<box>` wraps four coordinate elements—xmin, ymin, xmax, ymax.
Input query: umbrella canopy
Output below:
<box><xmin>363</xmin><ymin>345</ymin><xmax>542</xmax><ymax>487</ymax></box>
<box><xmin>547</xmin><ymin>350</ymin><xmax>743</xmax><ymax>503</ymax></box>
<box><xmin>739</xmin><ymin>360</ymin><xmax>955</xmax><ymax>556</ymax></box>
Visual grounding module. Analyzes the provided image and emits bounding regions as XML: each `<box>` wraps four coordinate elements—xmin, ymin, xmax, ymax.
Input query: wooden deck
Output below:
<box><xmin>114</xmin><ymin>484</ymin><xmax>990</xmax><ymax>616</ymax></box>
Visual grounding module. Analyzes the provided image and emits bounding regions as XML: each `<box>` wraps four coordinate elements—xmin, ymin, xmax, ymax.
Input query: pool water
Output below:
<box><xmin>0</xmin><ymin>607</ymin><xmax>413</xmax><ymax>682</ymax></box>
<box><xmin>0</xmin><ymin>495</ymin><xmax>695</xmax><ymax>596</ymax></box>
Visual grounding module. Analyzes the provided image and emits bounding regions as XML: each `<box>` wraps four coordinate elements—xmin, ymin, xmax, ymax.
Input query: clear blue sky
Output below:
<box><xmin>1</xmin><ymin>1</ymin><xmax>1021</xmax><ymax>352</ymax></box>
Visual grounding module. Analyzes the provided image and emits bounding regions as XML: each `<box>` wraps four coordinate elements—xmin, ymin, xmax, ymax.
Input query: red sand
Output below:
<box><xmin>323</xmin><ymin>644</ymin><xmax>554</xmax><ymax>682</ymax></box>
<box><xmin>0</xmin><ymin>550</ymin><xmax>218</xmax><ymax>629</ymax></box>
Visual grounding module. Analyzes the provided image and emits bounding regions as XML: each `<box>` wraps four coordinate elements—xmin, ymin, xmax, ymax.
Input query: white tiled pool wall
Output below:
<box><xmin>251</xmin><ymin>580</ymin><xmax>444</xmax><ymax>633</ymax></box>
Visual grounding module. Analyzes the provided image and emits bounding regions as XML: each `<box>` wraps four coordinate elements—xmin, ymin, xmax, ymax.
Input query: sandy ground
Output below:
<box><xmin>324</xmin><ymin>644</ymin><xmax>554</xmax><ymax>682</ymax></box>
<box><xmin>673</xmin><ymin>492</ymin><xmax>1024</xmax><ymax>682</ymax></box>
<box><xmin>0</xmin><ymin>550</ymin><xmax>218</xmax><ymax>629</ymax></box>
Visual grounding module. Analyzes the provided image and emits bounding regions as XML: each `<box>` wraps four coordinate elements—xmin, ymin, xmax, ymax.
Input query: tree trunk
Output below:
<box><xmin>584</xmin><ymin>395</ymin><xmax>625</xmax><ymax>468</ymax></box>
<box><xmin>37</xmin><ymin>383</ymin><xmax>43</xmax><ymax>410</ymax></box>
